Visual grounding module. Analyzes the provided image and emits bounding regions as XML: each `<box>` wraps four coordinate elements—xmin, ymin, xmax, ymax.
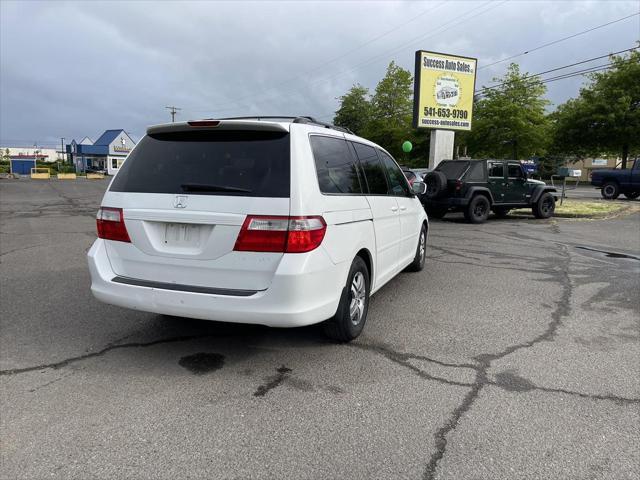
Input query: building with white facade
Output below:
<box><xmin>67</xmin><ymin>129</ymin><xmax>136</xmax><ymax>175</ymax></box>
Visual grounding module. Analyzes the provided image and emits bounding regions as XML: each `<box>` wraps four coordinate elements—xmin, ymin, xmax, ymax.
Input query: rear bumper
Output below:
<box><xmin>88</xmin><ymin>239</ymin><xmax>347</xmax><ymax>327</ymax></box>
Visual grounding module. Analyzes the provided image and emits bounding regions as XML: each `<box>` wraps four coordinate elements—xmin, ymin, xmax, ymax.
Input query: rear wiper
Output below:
<box><xmin>180</xmin><ymin>183</ymin><xmax>252</xmax><ymax>193</ymax></box>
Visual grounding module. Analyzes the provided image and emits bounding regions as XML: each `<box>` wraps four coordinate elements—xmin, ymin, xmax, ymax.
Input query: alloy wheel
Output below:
<box><xmin>349</xmin><ymin>271</ymin><xmax>366</xmax><ymax>326</ymax></box>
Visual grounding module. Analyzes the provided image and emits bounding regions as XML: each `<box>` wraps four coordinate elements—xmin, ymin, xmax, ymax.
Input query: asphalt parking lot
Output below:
<box><xmin>1</xmin><ymin>179</ymin><xmax>639</xmax><ymax>480</ymax></box>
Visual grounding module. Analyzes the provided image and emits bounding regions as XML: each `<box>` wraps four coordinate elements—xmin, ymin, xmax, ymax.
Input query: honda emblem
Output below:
<box><xmin>174</xmin><ymin>195</ymin><xmax>188</xmax><ymax>208</ymax></box>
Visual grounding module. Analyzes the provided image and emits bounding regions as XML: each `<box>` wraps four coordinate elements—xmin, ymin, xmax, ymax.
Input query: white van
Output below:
<box><xmin>88</xmin><ymin>117</ymin><xmax>428</xmax><ymax>341</ymax></box>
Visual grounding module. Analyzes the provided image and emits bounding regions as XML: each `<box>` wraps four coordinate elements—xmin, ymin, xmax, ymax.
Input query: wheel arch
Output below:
<box><xmin>531</xmin><ymin>186</ymin><xmax>557</xmax><ymax>203</ymax></box>
<box><xmin>355</xmin><ymin>247</ymin><xmax>373</xmax><ymax>282</ymax></box>
<box><xmin>466</xmin><ymin>187</ymin><xmax>494</xmax><ymax>204</ymax></box>
<box><xmin>601</xmin><ymin>177</ymin><xmax>620</xmax><ymax>185</ymax></box>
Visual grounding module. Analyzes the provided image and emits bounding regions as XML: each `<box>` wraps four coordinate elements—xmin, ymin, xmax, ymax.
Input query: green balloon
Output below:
<box><xmin>402</xmin><ymin>141</ymin><xmax>413</xmax><ymax>153</ymax></box>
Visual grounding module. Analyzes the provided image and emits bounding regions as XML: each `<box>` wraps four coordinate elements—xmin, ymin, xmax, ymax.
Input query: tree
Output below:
<box><xmin>461</xmin><ymin>63</ymin><xmax>550</xmax><ymax>159</ymax></box>
<box><xmin>364</xmin><ymin>61</ymin><xmax>416</xmax><ymax>159</ymax></box>
<box><xmin>333</xmin><ymin>84</ymin><xmax>372</xmax><ymax>136</ymax></box>
<box><xmin>551</xmin><ymin>49</ymin><xmax>640</xmax><ymax>168</ymax></box>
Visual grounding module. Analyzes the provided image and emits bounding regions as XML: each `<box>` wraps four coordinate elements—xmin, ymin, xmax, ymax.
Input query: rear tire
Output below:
<box><xmin>323</xmin><ymin>256</ymin><xmax>370</xmax><ymax>342</ymax></box>
<box><xmin>405</xmin><ymin>224</ymin><xmax>427</xmax><ymax>272</ymax></box>
<box><xmin>533</xmin><ymin>192</ymin><xmax>555</xmax><ymax>219</ymax></box>
<box><xmin>464</xmin><ymin>195</ymin><xmax>490</xmax><ymax>224</ymax></box>
<box><xmin>601</xmin><ymin>182</ymin><xmax>620</xmax><ymax>200</ymax></box>
<box><xmin>623</xmin><ymin>191</ymin><xmax>639</xmax><ymax>200</ymax></box>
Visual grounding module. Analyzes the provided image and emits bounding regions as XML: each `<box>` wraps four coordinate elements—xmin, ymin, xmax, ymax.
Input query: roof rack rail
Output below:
<box><xmin>215</xmin><ymin>116</ymin><xmax>354</xmax><ymax>135</ymax></box>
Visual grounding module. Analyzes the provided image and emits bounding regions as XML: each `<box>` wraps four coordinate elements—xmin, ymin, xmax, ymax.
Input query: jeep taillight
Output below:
<box><xmin>233</xmin><ymin>216</ymin><xmax>326</xmax><ymax>253</ymax></box>
<box><xmin>96</xmin><ymin>207</ymin><xmax>131</xmax><ymax>243</ymax></box>
<box><xmin>455</xmin><ymin>180</ymin><xmax>463</xmax><ymax>191</ymax></box>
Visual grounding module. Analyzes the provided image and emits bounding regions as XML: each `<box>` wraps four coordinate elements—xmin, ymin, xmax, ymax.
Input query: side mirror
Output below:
<box><xmin>412</xmin><ymin>181</ymin><xmax>427</xmax><ymax>195</ymax></box>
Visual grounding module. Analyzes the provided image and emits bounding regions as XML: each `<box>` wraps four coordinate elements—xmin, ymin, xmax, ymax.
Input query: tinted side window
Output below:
<box><xmin>488</xmin><ymin>162</ymin><xmax>505</xmax><ymax>178</ymax></box>
<box><xmin>464</xmin><ymin>162</ymin><xmax>485</xmax><ymax>181</ymax></box>
<box><xmin>350</xmin><ymin>142</ymin><xmax>388</xmax><ymax>194</ymax></box>
<box><xmin>378</xmin><ymin>150</ymin><xmax>410</xmax><ymax>196</ymax></box>
<box><xmin>437</xmin><ymin>161</ymin><xmax>470</xmax><ymax>179</ymax></box>
<box><xmin>507</xmin><ymin>163</ymin><xmax>524</xmax><ymax>178</ymax></box>
<box><xmin>310</xmin><ymin>136</ymin><xmax>362</xmax><ymax>194</ymax></box>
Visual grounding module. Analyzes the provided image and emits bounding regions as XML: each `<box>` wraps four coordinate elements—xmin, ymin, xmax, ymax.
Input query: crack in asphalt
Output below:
<box><xmin>0</xmin><ymin>242</ymin><xmax>52</xmax><ymax>257</ymax></box>
<box><xmin>575</xmin><ymin>245</ymin><xmax>640</xmax><ymax>261</ymax></box>
<box><xmin>423</xmin><ymin>242</ymin><xmax>574</xmax><ymax>480</ymax></box>
<box><xmin>357</xmin><ymin>239</ymin><xmax>638</xmax><ymax>480</ymax></box>
<box><xmin>0</xmin><ymin>334</ymin><xmax>211</xmax><ymax>376</ymax></box>
<box><xmin>253</xmin><ymin>365</ymin><xmax>293</xmax><ymax>397</ymax></box>
<box><xmin>351</xmin><ymin>343</ymin><xmax>475</xmax><ymax>388</ymax></box>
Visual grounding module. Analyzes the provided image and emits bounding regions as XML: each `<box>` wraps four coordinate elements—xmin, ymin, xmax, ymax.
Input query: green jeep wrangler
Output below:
<box><xmin>422</xmin><ymin>159</ymin><xmax>558</xmax><ymax>223</ymax></box>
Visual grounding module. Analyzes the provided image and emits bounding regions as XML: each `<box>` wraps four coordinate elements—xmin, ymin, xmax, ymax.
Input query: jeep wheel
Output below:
<box><xmin>323</xmin><ymin>256</ymin><xmax>370</xmax><ymax>342</ymax></box>
<box><xmin>426</xmin><ymin>206</ymin><xmax>448</xmax><ymax>219</ymax></box>
<box><xmin>423</xmin><ymin>171</ymin><xmax>447</xmax><ymax>199</ymax></box>
<box><xmin>533</xmin><ymin>192</ymin><xmax>555</xmax><ymax>219</ymax></box>
<box><xmin>464</xmin><ymin>195</ymin><xmax>490</xmax><ymax>224</ymax></box>
<box><xmin>623</xmin><ymin>191</ymin><xmax>639</xmax><ymax>200</ymax></box>
<box><xmin>601</xmin><ymin>182</ymin><xmax>620</xmax><ymax>200</ymax></box>
<box><xmin>493</xmin><ymin>207</ymin><xmax>511</xmax><ymax>218</ymax></box>
<box><xmin>405</xmin><ymin>224</ymin><xmax>427</xmax><ymax>272</ymax></box>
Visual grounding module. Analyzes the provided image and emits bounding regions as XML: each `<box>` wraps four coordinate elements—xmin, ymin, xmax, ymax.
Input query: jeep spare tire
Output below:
<box><xmin>424</xmin><ymin>171</ymin><xmax>447</xmax><ymax>199</ymax></box>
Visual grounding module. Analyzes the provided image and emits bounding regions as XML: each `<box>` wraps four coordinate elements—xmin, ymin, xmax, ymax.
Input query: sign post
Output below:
<box><xmin>413</xmin><ymin>50</ymin><xmax>478</xmax><ymax>168</ymax></box>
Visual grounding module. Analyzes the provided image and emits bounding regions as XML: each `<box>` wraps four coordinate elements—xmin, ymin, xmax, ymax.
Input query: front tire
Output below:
<box><xmin>601</xmin><ymin>182</ymin><xmax>620</xmax><ymax>199</ymax></box>
<box><xmin>623</xmin><ymin>191</ymin><xmax>639</xmax><ymax>200</ymax></box>
<box><xmin>324</xmin><ymin>256</ymin><xmax>370</xmax><ymax>342</ymax></box>
<box><xmin>464</xmin><ymin>195</ymin><xmax>490</xmax><ymax>224</ymax></box>
<box><xmin>405</xmin><ymin>224</ymin><xmax>427</xmax><ymax>272</ymax></box>
<box><xmin>533</xmin><ymin>192</ymin><xmax>555</xmax><ymax>219</ymax></box>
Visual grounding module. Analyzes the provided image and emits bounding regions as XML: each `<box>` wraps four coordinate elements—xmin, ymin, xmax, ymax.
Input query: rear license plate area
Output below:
<box><xmin>164</xmin><ymin>223</ymin><xmax>201</xmax><ymax>247</ymax></box>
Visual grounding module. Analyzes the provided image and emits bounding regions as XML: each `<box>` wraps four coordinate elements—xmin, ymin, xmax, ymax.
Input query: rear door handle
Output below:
<box><xmin>399</xmin><ymin>206</ymin><xmax>407</xmax><ymax>211</ymax></box>
<box><xmin>391</xmin><ymin>206</ymin><xmax>399</xmax><ymax>212</ymax></box>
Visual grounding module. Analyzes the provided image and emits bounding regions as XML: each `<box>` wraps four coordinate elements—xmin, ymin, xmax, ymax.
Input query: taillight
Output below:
<box><xmin>455</xmin><ymin>180</ymin><xmax>463</xmax><ymax>192</ymax></box>
<box><xmin>234</xmin><ymin>216</ymin><xmax>326</xmax><ymax>253</ymax></box>
<box><xmin>96</xmin><ymin>207</ymin><xmax>131</xmax><ymax>243</ymax></box>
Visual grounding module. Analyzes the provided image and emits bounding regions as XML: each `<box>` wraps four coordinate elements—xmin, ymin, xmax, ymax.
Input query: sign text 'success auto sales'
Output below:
<box><xmin>413</xmin><ymin>51</ymin><xmax>478</xmax><ymax>131</ymax></box>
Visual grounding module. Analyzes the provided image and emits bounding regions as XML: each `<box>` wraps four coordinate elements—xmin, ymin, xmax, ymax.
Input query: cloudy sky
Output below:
<box><xmin>1</xmin><ymin>0</ymin><xmax>638</xmax><ymax>147</ymax></box>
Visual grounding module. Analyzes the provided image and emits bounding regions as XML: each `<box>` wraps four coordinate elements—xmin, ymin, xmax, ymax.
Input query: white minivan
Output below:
<box><xmin>88</xmin><ymin>117</ymin><xmax>428</xmax><ymax>341</ymax></box>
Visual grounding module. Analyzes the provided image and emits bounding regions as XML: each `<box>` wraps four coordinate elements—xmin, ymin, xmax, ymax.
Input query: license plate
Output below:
<box><xmin>164</xmin><ymin>223</ymin><xmax>201</xmax><ymax>247</ymax></box>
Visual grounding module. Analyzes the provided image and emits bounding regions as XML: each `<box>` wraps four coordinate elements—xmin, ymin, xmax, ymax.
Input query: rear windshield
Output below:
<box><xmin>436</xmin><ymin>161</ymin><xmax>470</xmax><ymax>179</ymax></box>
<box><xmin>110</xmin><ymin>130</ymin><xmax>290</xmax><ymax>197</ymax></box>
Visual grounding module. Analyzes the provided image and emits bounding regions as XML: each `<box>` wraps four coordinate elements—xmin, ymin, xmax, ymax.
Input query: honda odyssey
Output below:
<box><xmin>88</xmin><ymin>116</ymin><xmax>428</xmax><ymax>341</ymax></box>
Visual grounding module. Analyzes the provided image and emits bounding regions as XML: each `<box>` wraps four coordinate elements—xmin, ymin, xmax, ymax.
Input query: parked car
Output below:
<box><xmin>590</xmin><ymin>159</ymin><xmax>640</xmax><ymax>199</ymax></box>
<box><xmin>422</xmin><ymin>159</ymin><xmax>558</xmax><ymax>223</ymax></box>
<box><xmin>88</xmin><ymin>116</ymin><xmax>428</xmax><ymax>342</ymax></box>
<box><xmin>402</xmin><ymin>168</ymin><xmax>419</xmax><ymax>186</ymax></box>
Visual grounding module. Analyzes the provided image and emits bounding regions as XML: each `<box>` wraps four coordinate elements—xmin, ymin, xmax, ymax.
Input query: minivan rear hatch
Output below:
<box><xmin>102</xmin><ymin>122</ymin><xmax>290</xmax><ymax>292</ymax></box>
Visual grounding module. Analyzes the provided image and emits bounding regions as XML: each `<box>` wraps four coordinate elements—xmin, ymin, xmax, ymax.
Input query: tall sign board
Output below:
<box><xmin>413</xmin><ymin>50</ymin><xmax>477</xmax><ymax>131</ymax></box>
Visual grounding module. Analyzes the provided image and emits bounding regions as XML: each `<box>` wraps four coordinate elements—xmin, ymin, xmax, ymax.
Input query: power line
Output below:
<box><xmin>478</xmin><ymin>12</ymin><xmax>640</xmax><ymax>70</ymax></box>
<box><xmin>475</xmin><ymin>46</ymin><xmax>638</xmax><ymax>94</ymax></box>
<box><xmin>198</xmin><ymin>0</ymin><xmax>504</xmax><ymax>114</ymax></box>
<box><xmin>200</xmin><ymin>1</ymin><xmax>449</xmax><ymax>111</ymax></box>
<box><xmin>474</xmin><ymin>60</ymin><xmax>636</xmax><ymax>99</ymax></box>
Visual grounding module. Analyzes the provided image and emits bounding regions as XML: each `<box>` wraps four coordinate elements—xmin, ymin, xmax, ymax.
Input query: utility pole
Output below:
<box><xmin>60</xmin><ymin>137</ymin><xmax>65</xmax><ymax>167</ymax></box>
<box><xmin>165</xmin><ymin>106</ymin><xmax>182</xmax><ymax>123</ymax></box>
